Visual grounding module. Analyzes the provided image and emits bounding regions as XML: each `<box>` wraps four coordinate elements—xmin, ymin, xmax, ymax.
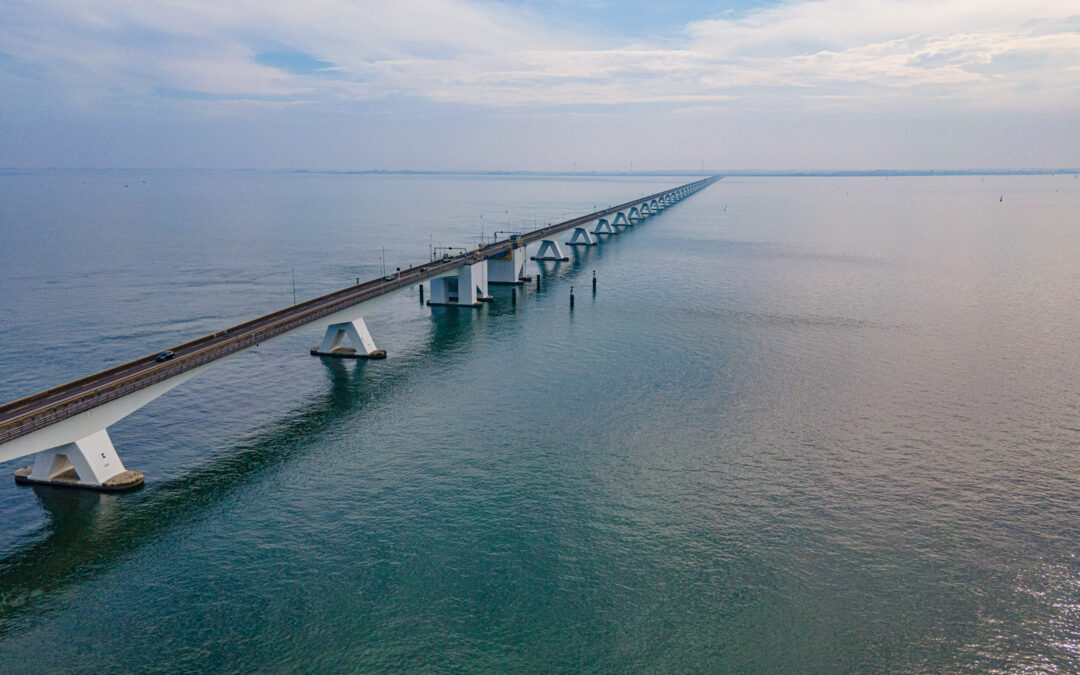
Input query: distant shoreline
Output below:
<box><xmin>2</xmin><ymin>167</ymin><xmax>1078</xmax><ymax>178</ymax></box>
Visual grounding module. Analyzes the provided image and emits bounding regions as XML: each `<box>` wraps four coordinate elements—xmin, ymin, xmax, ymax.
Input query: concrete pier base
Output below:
<box><xmin>13</xmin><ymin>428</ymin><xmax>143</xmax><ymax>491</ymax></box>
<box><xmin>531</xmin><ymin>239</ymin><xmax>569</xmax><ymax>261</ymax></box>
<box><xmin>487</xmin><ymin>245</ymin><xmax>530</xmax><ymax>285</ymax></box>
<box><xmin>15</xmin><ymin>465</ymin><xmax>143</xmax><ymax>491</ymax></box>
<box><xmin>309</xmin><ymin>347</ymin><xmax>387</xmax><ymax>359</ymax></box>
<box><xmin>429</xmin><ymin>261</ymin><xmax>489</xmax><ymax>306</ymax></box>
<box><xmin>426</xmin><ymin>300</ymin><xmax>482</xmax><ymax>308</ymax></box>
<box><xmin>566</xmin><ymin>228</ymin><xmax>597</xmax><ymax>246</ymax></box>
<box><xmin>592</xmin><ymin>219</ymin><xmax>617</xmax><ymax>235</ymax></box>
<box><xmin>311</xmin><ymin>318</ymin><xmax>386</xmax><ymax>359</ymax></box>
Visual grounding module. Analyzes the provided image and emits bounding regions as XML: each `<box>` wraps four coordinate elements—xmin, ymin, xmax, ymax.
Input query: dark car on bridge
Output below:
<box><xmin>154</xmin><ymin>351</ymin><xmax>175</xmax><ymax>362</ymax></box>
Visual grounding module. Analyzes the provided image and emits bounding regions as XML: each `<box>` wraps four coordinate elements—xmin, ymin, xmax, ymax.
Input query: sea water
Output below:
<box><xmin>0</xmin><ymin>171</ymin><xmax>1078</xmax><ymax>672</ymax></box>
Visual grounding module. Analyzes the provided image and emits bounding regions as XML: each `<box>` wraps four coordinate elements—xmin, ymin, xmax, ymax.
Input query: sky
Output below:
<box><xmin>1</xmin><ymin>0</ymin><xmax>1078</xmax><ymax>171</ymax></box>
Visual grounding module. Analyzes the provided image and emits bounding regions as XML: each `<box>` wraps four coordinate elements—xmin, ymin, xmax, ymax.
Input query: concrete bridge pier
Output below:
<box><xmin>7</xmin><ymin>359</ymin><xmax>217</xmax><ymax>491</ymax></box>
<box><xmin>487</xmin><ymin>242</ymin><xmax>530</xmax><ymax>285</ymax></box>
<box><xmin>15</xmin><ymin>429</ymin><xmax>142</xmax><ymax>491</ymax></box>
<box><xmin>592</xmin><ymin>219</ymin><xmax>617</xmax><ymax>235</ymax></box>
<box><xmin>310</xmin><ymin>317</ymin><xmax>386</xmax><ymax>359</ymax></box>
<box><xmin>628</xmin><ymin>207</ymin><xmax>642</xmax><ymax>222</ymax></box>
<box><xmin>612</xmin><ymin>212</ymin><xmax>631</xmax><ymax>227</ymax></box>
<box><xmin>566</xmin><ymin>228</ymin><xmax>597</xmax><ymax>246</ymax></box>
<box><xmin>531</xmin><ymin>240</ymin><xmax>569</xmax><ymax>261</ymax></box>
<box><xmin>428</xmin><ymin>260</ymin><xmax>490</xmax><ymax>307</ymax></box>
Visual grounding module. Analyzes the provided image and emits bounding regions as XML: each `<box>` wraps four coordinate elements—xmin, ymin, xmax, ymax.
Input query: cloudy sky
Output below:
<box><xmin>2</xmin><ymin>0</ymin><xmax>1078</xmax><ymax>171</ymax></box>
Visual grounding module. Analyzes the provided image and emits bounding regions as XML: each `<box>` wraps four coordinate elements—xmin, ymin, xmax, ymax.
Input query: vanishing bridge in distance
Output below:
<box><xmin>0</xmin><ymin>176</ymin><xmax>719</xmax><ymax>492</ymax></box>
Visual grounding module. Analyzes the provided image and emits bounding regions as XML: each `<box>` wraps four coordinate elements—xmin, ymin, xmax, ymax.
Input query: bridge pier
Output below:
<box><xmin>15</xmin><ymin>429</ymin><xmax>143</xmax><ymax>491</ymax></box>
<box><xmin>310</xmin><ymin>317</ymin><xmax>386</xmax><ymax>359</ymax></box>
<box><xmin>612</xmin><ymin>212</ymin><xmax>631</xmax><ymax>227</ymax></box>
<box><xmin>531</xmin><ymin>239</ymin><xmax>569</xmax><ymax>261</ymax></box>
<box><xmin>6</xmin><ymin>358</ymin><xmax>215</xmax><ymax>492</ymax></box>
<box><xmin>566</xmin><ymin>228</ymin><xmax>597</xmax><ymax>246</ymax></box>
<box><xmin>592</xmin><ymin>219</ymin><xmax>616</xmax><ymax>235</ymax></box>
<box><xmin>487</xmin><ymin>242</ymin><xmax>530</xmax><ymax>285</ymax></box>
<box><xmin>428</xmin><ymin>260</ymin><xmax>490</xmax><ymax>307</ymax></box>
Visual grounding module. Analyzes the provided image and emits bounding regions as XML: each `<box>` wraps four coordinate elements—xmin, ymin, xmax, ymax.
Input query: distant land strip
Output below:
<box><xmin>289</xmin><ymin>169</ymin><xmax>1080</xmax><ymax>177</ymax></box>
<box><xmin>2</xmin><ymin>168</ymin><xmax>1078</xmax><ymax>177</ymax></box>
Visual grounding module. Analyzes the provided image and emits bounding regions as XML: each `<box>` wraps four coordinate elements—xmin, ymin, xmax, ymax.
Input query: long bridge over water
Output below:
<box><xmin>0</xmin><ymin>176</ymin><xmax>719</xmax><ymax>492</ymax></box>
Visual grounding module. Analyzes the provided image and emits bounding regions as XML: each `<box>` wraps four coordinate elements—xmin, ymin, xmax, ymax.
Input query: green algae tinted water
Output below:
<box><xmin>1</xmin><ymin>172</ymin><xmax>1079</xmax><ymax>672</ymax></box>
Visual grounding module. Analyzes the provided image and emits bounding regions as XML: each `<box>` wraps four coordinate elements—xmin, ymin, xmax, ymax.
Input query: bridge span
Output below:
<box><xmin>0</xmin><ymin>176</ymin><xmax>719</xmax><ymax>492</ymax></box>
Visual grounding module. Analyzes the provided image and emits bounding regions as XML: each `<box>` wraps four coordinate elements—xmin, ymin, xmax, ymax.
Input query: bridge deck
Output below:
<box><xmin>0</xmin><ymin>177</ymin><xmax>717</xmax><ymax>447</ymax></box>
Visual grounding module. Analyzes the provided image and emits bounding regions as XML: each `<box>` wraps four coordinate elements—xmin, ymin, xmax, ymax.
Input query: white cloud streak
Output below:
<box><xmin>1</xmin><ymin>0</ymin><xmax>1078</xmax><ymax>112</ymax></box>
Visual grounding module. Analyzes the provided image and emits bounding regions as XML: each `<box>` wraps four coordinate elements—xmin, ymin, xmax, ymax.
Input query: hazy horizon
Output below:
<box><xmin>2</xmin><ymin>167</ymin><xmax>1077</xmax><ymax>176</ymax></box>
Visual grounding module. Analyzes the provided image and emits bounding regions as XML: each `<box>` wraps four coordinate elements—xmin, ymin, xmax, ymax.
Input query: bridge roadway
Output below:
<box><xmin>0</xmin><ymin>176</ymin><xmax>718</xmax><ymax>448</ymax></box>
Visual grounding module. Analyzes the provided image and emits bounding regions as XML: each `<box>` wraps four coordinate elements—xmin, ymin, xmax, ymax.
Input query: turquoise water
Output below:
<box><xmin>1</xmin><ymin>172</ymin><xmax>1079</xmax><ymax>672</ymax></box>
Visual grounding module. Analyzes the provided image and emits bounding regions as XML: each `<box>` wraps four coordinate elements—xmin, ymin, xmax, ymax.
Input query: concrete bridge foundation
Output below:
<box><xmin>566</xmin><ymin>228</ymin><xmax>597</xmax><ymax>246</ymax></box>
<box><xmin>428</xmin><ymin>261</ymin><xmax>490</xmax><ymax>307</ymax></box>
<box><xmin>487</xmin><ymin>244</ymin><xmax>530</xmax><ymax>285</ymax></box>
<box><xmin>15</xmin><ymin>428</ymin><xmax>142</xmax><ymax>491</ymax></box>
<box><xmin>531</xmin><ymin>240</ymin><xmax>569</xmax><ymax>261</ymax></box>
<box><xmin>310</xmin><ymin>317</ymin><xmax>386</xmax><ymax>359</ymax></box>
<box><xmin>592</xmin><ymin>219</ymin><xmax>617</xmax><ymax>235</ymax></box>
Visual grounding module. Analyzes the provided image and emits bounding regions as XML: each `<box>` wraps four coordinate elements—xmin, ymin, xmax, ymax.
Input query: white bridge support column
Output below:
<box><xmin>428</xmin><ymin>260</ymin><xmax>489</xmax><ymax>307</ymax></box>
<box><xmin>463</xmin><ymin>259</ymin><xmax>491</xmax><ymax>302</ymax></box>
<box><xmin>531</xmin><ymin>239</ymin><xmax>569</xmax><ymax>261</ymax></box>
<box><xmin>566</xmin><ymin>227</ymin><xmax>597</xmax><ymax>246</ymax></box>
<box><xmin>487</xmin><ymin>244</ymin><xmax>530</xmax><ymax>285</ymax></box>
<box><xmin>628</xmin><ymin>207</ymin><xmax>641</xmax><ymax>222</ymax></box>
<box><xmin>15</xmin><ymin>428</ymin><xmax>142</xmax><ymax>491</ymax></box>
<box><xmin>592</xmin><ymin>219</ymin><xmax>617</xmax><ymax>235</ymax></box>
<box><xmin>612</xmin><ymin>212</ymin><xmax>631</xmax><ymax>227</ymax></box>
<box><xmin>310</xmin><ymin>317</ymin><xmax>387</xmax><ymax>359</ymax></box>
<box><xmin>7</xmin><ymin>358</ymin><xmax>216</xmax><ymax>492</ymax></box>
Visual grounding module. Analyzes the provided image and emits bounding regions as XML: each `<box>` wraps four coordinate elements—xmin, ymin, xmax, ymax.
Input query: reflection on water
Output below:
<box><xmin>0</xmin><ymin>173</ymin><xmax>1078</xmax><ymax>671</ymax></box>
<box><xmin>0</xmin><ymin>306</ymin><xmax>484</xmax><ymax>636</ymax></box>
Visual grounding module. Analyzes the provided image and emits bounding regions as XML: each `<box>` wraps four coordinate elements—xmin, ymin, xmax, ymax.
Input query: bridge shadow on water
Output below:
<box><xmin>0</xmin><ymin>220</ymin><xmax>655</xmax><ymax>634</ymax></box>
<box><xmin>0</xmin><ymin>307</ymin><xmax>488</xmax><ymax>637</ymax></box>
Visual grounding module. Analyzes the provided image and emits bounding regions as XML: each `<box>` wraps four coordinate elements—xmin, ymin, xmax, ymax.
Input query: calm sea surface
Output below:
<box><xmin>0</xmin><ymin>171</ymin><xmax>1078</xmax><ymax>672</ymax></box>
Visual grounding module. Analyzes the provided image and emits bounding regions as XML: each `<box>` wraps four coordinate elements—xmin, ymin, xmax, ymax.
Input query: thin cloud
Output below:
<box><xmin>1</xmin><ymin>0</ymin><xmax>1078</xmax><ymax>111</ymax></box>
